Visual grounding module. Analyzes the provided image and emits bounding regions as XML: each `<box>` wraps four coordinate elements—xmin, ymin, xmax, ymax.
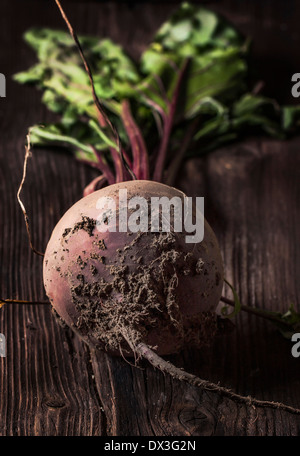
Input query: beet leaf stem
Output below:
<box><xmin>121</xmin><ymin>99</ymin><xmax>149</xmax><ymax>180</ymax></box>
<box><xmin>153</xmin><ymin>58</ymin><xmax>190</xmax><ymax>183</ymax></box>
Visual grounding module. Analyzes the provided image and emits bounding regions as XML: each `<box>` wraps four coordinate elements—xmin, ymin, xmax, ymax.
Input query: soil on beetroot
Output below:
<box><xmin>56</xmin><ymin>216</ymin><xmax>218</xmax><ymax>356</ymax></box>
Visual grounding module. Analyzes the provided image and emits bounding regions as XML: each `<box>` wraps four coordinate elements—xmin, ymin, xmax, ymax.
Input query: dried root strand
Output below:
<box><xmin>136</xmin><ymin>342</ymin><xmax>300</xmax><ymax>416</ymax></box>
<box><xmin>0</xmin><ymin>298</ymin><xmax>50</xmax><ymax>309</ymax></box>
<box><xmin>17</xmin><ymin>134</ymin><xmax>44</xmax><ymax>257</ymax></box>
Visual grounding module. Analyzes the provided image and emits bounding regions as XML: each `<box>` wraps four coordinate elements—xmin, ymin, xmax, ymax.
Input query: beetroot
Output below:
<box><xmin>43</xmin><ymin>180</ymin><xmax>224</xmax><ymax>357</ymax></box>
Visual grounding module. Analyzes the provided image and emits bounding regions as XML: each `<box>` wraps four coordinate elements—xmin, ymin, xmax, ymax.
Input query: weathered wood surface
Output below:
<box><xmin>0</xmin><ymin>0</ymin><xmax>300</xmax><ymax>436</ymax></box>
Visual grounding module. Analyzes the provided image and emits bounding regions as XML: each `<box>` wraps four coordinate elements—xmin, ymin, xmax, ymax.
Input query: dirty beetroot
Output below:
<box><xmin>43</xmin><ymin>180</ymin><xmax>224</xmax><ymax>357</ymax></box>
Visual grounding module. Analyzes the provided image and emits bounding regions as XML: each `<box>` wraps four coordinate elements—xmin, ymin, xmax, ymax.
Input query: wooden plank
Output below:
<box><xmin>0</xmin><ymin>0</ymin><xmax>300</xmax><ymax>436</ymax></box>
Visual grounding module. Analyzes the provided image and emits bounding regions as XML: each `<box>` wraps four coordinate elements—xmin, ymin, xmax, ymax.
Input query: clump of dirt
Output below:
<box><xmin>93</xmin><ymin>239</ymin><xmax>106</xmax><ymax>250</ymax></box>
<box><xmin>62</xmin><ymin>228</ymin><xmax>71</xmax><ymax>238</ymax></box>
<box><xmin>90</xmin><ymin>252</ymin><xmax>105</xmax><ymax>262</ymax></box>
<box><xmin>76</xmin><ymin>256</ymin><xmax>87</xmax><ymax>270</ymax></box>
<box><xmin>65</xmin><ymin>216</ymin><xmax>97</xmax><ymax>238</ymax></box>
<box><xmin>90</xmin><ymin>265</ymin><xmax>98</xmax><ymax>276</ymax></box>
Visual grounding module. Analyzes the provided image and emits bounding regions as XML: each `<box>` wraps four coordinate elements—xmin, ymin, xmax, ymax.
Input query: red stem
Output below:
<box><xmin>153</xmin><ymin>58</ymin><xmax>190</xmax><ymax>183</ymax></box>
<box><xmin>121</xmin><ymin>99</ymin><xmax>149</xmax><ymax>180</ymax></box>
<box><xmin>120</xmin><ymin>147</ymin><xmax>133</xmax><ymax>170</ymax></box>
<box><xmin>92</xmin><ymin>146</ymin><xmax>115</xmax><ymax>184</ymax></box>
<box><xmin>83</xmin><ymin>175</ymin><xmax>107</xmax><ymax>197</ymax></box>
<box><xmin>165</xmin><ymin>117</ymin><xmax>199</xmax><ymax>186</ymax></box>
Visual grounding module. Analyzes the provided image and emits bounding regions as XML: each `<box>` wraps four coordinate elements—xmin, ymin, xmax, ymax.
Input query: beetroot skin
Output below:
<box><xmin>43</xmin><ymin>180</ymin><xmax>224</xmax><ymax>356</ymax></box>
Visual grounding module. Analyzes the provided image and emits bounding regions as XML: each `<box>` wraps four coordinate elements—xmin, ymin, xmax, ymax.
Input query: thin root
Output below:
<box><xmin>0</xmin><ymin>298</ymin><xmax>50</xmax><ymax>309</ymax></box>
<box><xmin>136</xmin><ymin>342</ymin><xmax>300</xmax><ymax>416</ymax></box>
<box><xmin>17</xmin><ymin>134</ymin><xmax>44</xmax><ymax>257</ymax></box>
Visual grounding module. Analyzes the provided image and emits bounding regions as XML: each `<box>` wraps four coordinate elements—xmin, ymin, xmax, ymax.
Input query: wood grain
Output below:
<box><xmin>0</xmin><ymin>0</ymin><xmax>300</xmax><ymax>436</ymax></box>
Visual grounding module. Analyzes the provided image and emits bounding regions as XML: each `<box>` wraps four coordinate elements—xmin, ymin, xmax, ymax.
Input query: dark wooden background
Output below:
<box><xmin>0</xmin><ymin>0</ymin><xmax>300</xmax><ymax>436</ymax></box>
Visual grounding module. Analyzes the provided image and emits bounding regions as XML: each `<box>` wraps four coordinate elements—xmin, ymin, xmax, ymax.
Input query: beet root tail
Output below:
<box><xmin>136</xmin><ymin>342</ymin><xmax>300</xmax><ymax>416</ymax></box>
